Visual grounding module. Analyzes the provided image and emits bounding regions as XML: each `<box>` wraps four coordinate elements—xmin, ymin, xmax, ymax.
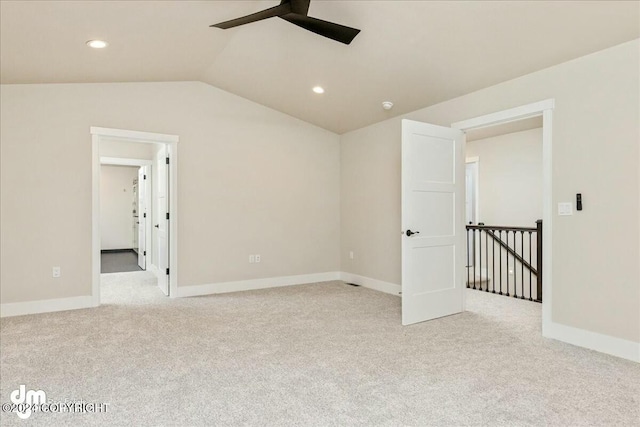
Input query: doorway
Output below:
<box><xmin>401</xmin><ymin>99</ymin><xmax>554</xmax><ymax>334</ymax></box>
<box><xmin>99</xmin><ymin>159</ymin><xmax>152</xmax><ymax>273</ymax></box>
<box><xmin>91</xmin><ymin>127</ymin><xmax>179</xmax><ymax>306</ymax></box>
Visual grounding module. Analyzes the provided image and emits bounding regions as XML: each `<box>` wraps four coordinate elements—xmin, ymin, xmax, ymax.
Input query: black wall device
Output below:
<box><xmin>576</xmin><ymin>193</ymin><xmax>582</xmax><ymax>211</ymax></box>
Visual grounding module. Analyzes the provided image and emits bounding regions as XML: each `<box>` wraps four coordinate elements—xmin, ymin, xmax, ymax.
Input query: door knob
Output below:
<box><xmin>406</xmin><ymin>229</ymin><xmax>420</xmax><ymax>236</ymax></box>
<box><xmin>154</xmin><ymin>224</ymin><xmax>159</xmax><ymax>228</ymax></box>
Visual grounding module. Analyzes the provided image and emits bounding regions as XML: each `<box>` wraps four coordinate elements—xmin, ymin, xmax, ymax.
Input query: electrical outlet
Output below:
<box><xmin>349</xmin><ymin>251</ymin><xmax>354</xmax><ymax>260</ymax></box>
<box><xmin>52</xmin><ymin>267</ymin><xmax>61</xmax><ymax>278</ymax></box>
<box><xmin>249</xmin><ymin>255</ymin><xmax>255</xmax><ymax>264</ymax></box>
<box><xmin>255</xmin><ymin>254</ymin><xmax>261</xmax><ymax>263</ymax></box>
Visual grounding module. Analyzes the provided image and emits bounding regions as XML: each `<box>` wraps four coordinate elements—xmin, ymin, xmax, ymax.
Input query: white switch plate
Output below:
<box><xmin>558</xmin><ymin>202</ymin><xmax>573</xmax><ymax>216</ymax></box>
<box><xmin>255</xmin><ymin>255</ymin><xmax>261</xmax><ymax>263</ymax></box>
<box><xmin>52</xmin><ymin>267</ymin><xmax>61</xmax><ymax>278</ymax></box>
<box><xmin>349</xmin><ymin>251</ymin><xmax>354</xmax><ymax>260</ymax></box>
<box><xmin>249</xmin><ymin>255</ymin><xmax>255</xmax><ymax>263</ymax></box>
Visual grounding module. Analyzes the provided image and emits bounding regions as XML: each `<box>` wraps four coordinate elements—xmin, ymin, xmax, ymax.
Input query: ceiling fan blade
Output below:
<box><xmin>211</xmin><ymin>3</ymin><xmax>291</xmax><ymax>29</ymax></box>
<box><xmin>280</xmin><ymin>14</ymin><xmax>360</xmax><ymax>45</ymax></box>
<box><xmin>289</xmin><ymin>0</ymin><xmax>310</xmax><ymax>15</ymax></box>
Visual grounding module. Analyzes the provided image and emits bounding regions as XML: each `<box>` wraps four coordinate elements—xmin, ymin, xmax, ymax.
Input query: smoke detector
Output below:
<box><xmin>382</xmin><ymin>101</ymin><xmax>394</xmax><ymax>110</ymax></box>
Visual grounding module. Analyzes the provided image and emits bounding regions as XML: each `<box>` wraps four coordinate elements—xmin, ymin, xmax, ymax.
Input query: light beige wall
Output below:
<box><xmin>341</xmin><ymin>40</ymin><xmax>640</xmax><ymax>343</ymax></box>
<box><xmin>466</xmin><ymin>127</ymin><xmax>543</xmax><ymax>227</ymax></box>
<box><xmin>0</xmin><ymin>81</ymin><xmax>340</xmax><ymax>303</ymax></box>
<box><xmin>100</xmin><ymin>165</ymin><xmax>138</xmax><ymax>250</ymax></box>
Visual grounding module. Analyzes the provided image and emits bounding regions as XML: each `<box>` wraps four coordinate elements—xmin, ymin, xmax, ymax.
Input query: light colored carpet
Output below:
<box><xmin>1</xmin><ymin>272</ymin><xmax>638</xmax><ymax>426</ymax></box>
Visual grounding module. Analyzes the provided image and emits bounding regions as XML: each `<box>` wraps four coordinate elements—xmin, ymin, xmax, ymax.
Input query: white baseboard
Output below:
<box><xmin>177</xmin><ymin>271</ymin><xmax>341</xmax><ymax>298</ymax></box>
<box><xmin>0</xmin><ymin>296</ymin><xmax>95</xmax><ymax>318</ymax></box>
<box><xmin>544</xmin><ymin>321</ymin><xmax>639</xmax><ymax>363</ymax></box>
<box><xmin>340</xmin><ymin>272</ymin><xmax>401</xmax><ymax>296</ymax></box>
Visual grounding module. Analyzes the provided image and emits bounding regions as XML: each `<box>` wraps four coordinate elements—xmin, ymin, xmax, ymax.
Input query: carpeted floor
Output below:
<box><xmin>0</xmin><ymin>272</ymin><xmax>638</xmax><ymax>426</ymax></box>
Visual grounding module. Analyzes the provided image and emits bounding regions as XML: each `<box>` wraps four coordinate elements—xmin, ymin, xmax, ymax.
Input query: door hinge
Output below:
<box><xmin>166</xmin><ymin>268</ymin><xmax>170</xmax><ymax>275</ymax></box>
<box><xmin>166</xmin><ymin>157</ymin><xmax>170</xmax><ymax>165</ymax></box>
<box><xmin>143</xmin><ymin>213</ymin><xmax>146</xmax><ymax>218</ymax></box>
<box><xmin>144</xmin><ymin>174</ymin><xmax>146</xmax><ymax>180</ymax></box>
<box><xmin>143</xmin><ymin>250</ymin><xmax>146</xmax><ymax>256</ymax></box>
<box><xmin>166</xmin><ymin>212</ymin><xmax>170</xmax><ymax>220</ymax></box>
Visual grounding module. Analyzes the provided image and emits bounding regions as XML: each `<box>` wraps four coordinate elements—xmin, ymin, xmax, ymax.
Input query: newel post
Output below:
<box><xmin>536</xmin><ymin>219</ymin><xmax>543</xmax><ymax>302</ymax></box>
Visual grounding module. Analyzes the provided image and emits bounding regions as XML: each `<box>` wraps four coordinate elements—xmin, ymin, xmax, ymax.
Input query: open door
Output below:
<box><xmin>137</xmin><ymin>167</ymin><xmax>147</xmax><ymax>270</ymax></box>
<box><xmin>156</xmin><ymin>146</ymin><xmax>169</xmax><ymax>296</ymax></box>
<box><xmin>401</xmin><ymin>119</ymin><xmax>465</xmax><ymax>325</ymax></box>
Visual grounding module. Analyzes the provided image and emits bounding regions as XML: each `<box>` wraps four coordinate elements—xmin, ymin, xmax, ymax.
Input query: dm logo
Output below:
<box><xmin>10</xmin><ymin>385</ymin><xmax>46</xmax><ymax>419</ymax></box>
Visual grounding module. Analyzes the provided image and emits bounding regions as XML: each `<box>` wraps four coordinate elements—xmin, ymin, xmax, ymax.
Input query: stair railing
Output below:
<box><xmin>466</xmin><ymin>220</ymin><xmax>542</xmax><ymax>302</ymax></box>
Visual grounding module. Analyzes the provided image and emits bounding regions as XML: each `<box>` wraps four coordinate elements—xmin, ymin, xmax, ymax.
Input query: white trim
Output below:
<box><xmin>100</xmin><ymin>157</ymin><xmax>152</xmax><ymax>166</ymax></box>
<box><xmin>90</xmin><ymin>127</ymin><xmax>179</xmax><ymax>144</ymax></box>
<box><xmin>92</xmin><ymin>134</ymin><xmax>101</xmax><ymax>307</ymax></box>
<box><xmin>541</xmin><ymin>108</ymin><xmax>553</xmax><ymax>336</ymax></box>
<box><xmin>177</xmin><ymin>272</ymin><xmax>341</xmax><ymax>298</ymax></box>
<box><xmin>464</xmin><ymin>157</ymin><xmax>480</xmax><ymax>225</ymax></box>
<box><xmin>92</xmin><ymin>127</ymin><xmax>179</xmax><ymax>305</ymax></box>
<box><xmin>0</xmin><ymin>296</ymin><xmax>94</xmax><ymax>318</ymax></box>
<box><xmin>452</xmin><ymin>99</ymin><xmax>553</xmax><ymax>329</ymax></box>
<box><xmin>545</xmin><ymin>321</ymin><xmax>640</xmax><ymax>363</ymax></box>
<box><xmin>340</xmin><ymin>272</ymin><xmax>401</xmax><ymax>296</ymax></box>
<box><xmin>452</xmin><ymin>99</ymin><xmax>555</xmax><ymax>131</ymax></box>
<box><xmin>167</xmin><ymin>143</ymin><xmax>178</xmax><ymax>298</ymax></box>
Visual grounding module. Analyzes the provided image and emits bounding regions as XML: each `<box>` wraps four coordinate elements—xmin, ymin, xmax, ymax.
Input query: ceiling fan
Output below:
<box><xmin>210</xmin><ymin>0</ymin><xmax>361</xmax><ymax>45</ymax></box>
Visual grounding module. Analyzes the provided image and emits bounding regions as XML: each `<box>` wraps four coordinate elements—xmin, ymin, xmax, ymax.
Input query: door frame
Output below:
<box><xmin>464</xmin><ymin>157</ymin><xmax>479</xmax><ymax>268</ymax></box>
<box><xmin>91</xmin><ymin>127</ymin><xmax>179</xmax><ymax>305</ymax></box>
<box><xmin>451</xmin><ymin>99</ymin><xmax>554</xmax><ymax>335</ymax></box>
<box><xmin>464</xmin><ymin>156</ymin><xmax>480</xmax><ymax>225</ymax></box>
<box><xmin>99</xmin><ymin>157</ymin><xmax>152</xmax><ymax>271</ymax></box>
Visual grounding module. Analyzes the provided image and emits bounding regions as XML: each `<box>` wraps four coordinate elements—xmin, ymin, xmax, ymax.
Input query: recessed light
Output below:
<box><xmin>86</xmin><ymin>40</ymin><xmax>108</xmax><ymax>49</ymax></box>
<box><xmin>312</xmin><ymin>86</ymin><xmax>325</xmax><ymax>94</ymax></box>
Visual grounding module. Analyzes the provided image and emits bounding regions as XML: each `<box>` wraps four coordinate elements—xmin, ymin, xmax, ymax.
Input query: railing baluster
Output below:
<box><xmin>520</xmin><ymin>231</ymin><xmax>525</xmax><ymax>299</ymax></box>
<box><xmin>512</xmin><ymin>230</ymin><xmax>517</xmax><ymax>298</ymax></box>
<box><xmin>492</xmin><ymin>229</ymin><xmax>496</xmax><ymax>293</ymax></box>
<box><xmin>505</xmin><ymin>231</ymin><xmax>510</xmax><ymax>297</ymax></box>
<box><xmin>479</xmin><ymin>229</ymin><xmax>483</xmax><ymax>291</ymax></box>
<box><xmin>466</xmin><ymin>227</ymin><xmax>470</xmax><ymax>289</ymax></box>
<box><xmin>499</xmin><ymin>230</ymin><xmax>503</xmax><ymax>295</ymax></box>
<box><xmin>473</xmin><ymin>229</ymin><xmax>477</xmax><ymax>290</ymax></box>
<box><xmin>485</xmin><ymin>228</ymin><xmax>489</xmax><ymax>292</ymax></box>
<box><xmin>528</xmin><ymin>231</ymin><xmax>533</xmax><ymax>301</ymax></box>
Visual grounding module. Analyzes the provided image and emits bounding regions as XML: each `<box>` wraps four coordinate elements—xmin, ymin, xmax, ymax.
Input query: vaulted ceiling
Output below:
<box><xmin>1</xmin><ymin>1</ymin><xmax>638</xmax><ymax>134</ymax></box>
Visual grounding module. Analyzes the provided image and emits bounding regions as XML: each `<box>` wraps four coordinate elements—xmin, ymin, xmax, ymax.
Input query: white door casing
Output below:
<box><xmin>401</xmin><ymin>119</ymin><xmax>465</xmax><ymax>326</ymax></box>
<box><xmin>156</xmin><ymin>147</ymin><xmax>169</xmax><ymax>296</ymax></box>
<box><xmin>92</xmin><ymin>127</ymin><xmax>179</xmax><ymax>306</ymax></box>
<box><xmin>137</xmin><ymin>167</ymin><xmax>146</xmax><ymax>270</ymax></box>
<box><xmin>465</xmin><ymin>159</ymin><xmax>478</xmax><ymax>268</ymax></box>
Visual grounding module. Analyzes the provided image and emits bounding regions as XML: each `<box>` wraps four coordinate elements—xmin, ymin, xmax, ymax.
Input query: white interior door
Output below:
<box><xmin>156</xmin><ymin>147</ymin><xmax>169</xmax><ymax>295</ymax></box>
<box><xmin>401</xmin><ymin>119</ymin><xmax>465</xmax><ymax>325</ymax></box>
<box><xmin>137</xmin><ymin>166</ymin><xmax>148</xmax><ymax>270</ymax></box>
